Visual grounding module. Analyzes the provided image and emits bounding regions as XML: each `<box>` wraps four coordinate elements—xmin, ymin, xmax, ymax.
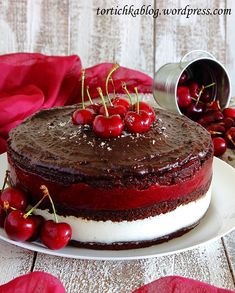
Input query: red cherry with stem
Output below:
<box><xmin>112</xmin><ymin>97</ymin><xmax>130</xmax><ymax>109</ymax></box>
<box><xmin>178</xmin><ymin>71</ymin><xmax>189</xmax><ymax>85</ymax></box>
<box><xmin>133</xmin><ymin>101</ymin><xmax>155</xmax><ymax>123</ymax></box>
<box><xmin>197</xmin><ymin>110</ymin><xmax>224</xmax><ymax>127</ymax></box>
<box><xmin>205</xmin><ymin>100</ymin><xmax>221</xmax><ymax>112</ymax></box>
<box><xmin>99</xmin><ymin>104</ymin><xmax>127</xmax><ymax>118</ymax></box>
<box><xmin>72</xmin><ymin>69</ymin><xmax>96</xmax><ymax>125</ymax></box>
<box><xmin>177</xmin><ymin>86</ymin><xmax>191</xmax><ymax>108</ymax></box>
<box><xmin>200</xmin><ymin>89</ymin><xmax>212</xmax><ymax>103</ymax></box>
<box><xmin>28</xmin><ymin>215</ymin><xmax>45</xmax><ymax>242</ymax></box>
<box><xmin>223</xmin><ymin>107</ymin><xmax>235</xmax><ymax>120</ymax></box>
<box><xmin>4</xmin><ymin>210</ymin><xmax>35</xmax><ymax>241</ymax></box>
<box><xmin>93</xmin><ymin>87</ymin><xmax>124</xmax><ymax>138</ymax></box>
<box><xmin>41</xmin><ymin>220</ymin><xmax>72</xmax><ymax>250</ymax></box>
<box><xmin>186</xmin><ymin>103</ymin><xmax>204</xmax><ymax>121</ymax></box>
<box><xmin>212</xmin><ymin>137</ymin><xmax>227</xmax><ymax>157</ymax></box>
<box><xmin>188</xmin><ymin>81</ymin><xmax>200</xmax><ymax>99</ymax></box>
<box><xmin>109</xmin><ymin>77</ymin><xmax>130</xmax><ymax>110</ymax></box>
<box><xmin>206</xmin><ymin>123</ymin><xmax>225</xmax><ymax>137</ymax></box>
<box><xmin>125</xmin><ymin>87</ymin><xmax>151</xmax><ymax>133</ymax></box>
<box><xmin>40</xmin><ymin>186</ymin><xmax>72</xmax><ymax>250</ymax></box>
<box><xmin>0</xmin><ymin>187</ymin><xmax>28</xmax><ymax>211</ymax></box>
<box><xmin>72</xmin><ymin>108</ymin><xmax>95</xmax><ymax>125</ymax></box>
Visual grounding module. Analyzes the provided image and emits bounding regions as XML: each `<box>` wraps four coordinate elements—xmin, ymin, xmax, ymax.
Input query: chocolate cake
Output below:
<box><xmin>7</xmin><ymin>105</ymin><xmax>213</xmax><ymax>249</ymax></box>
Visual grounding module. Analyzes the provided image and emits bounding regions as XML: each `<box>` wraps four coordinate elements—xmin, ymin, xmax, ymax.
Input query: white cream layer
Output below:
<box><xmin>34</xmin><ymin>186</ymin><xmax>211</xmax><ymax>244</ymax></box>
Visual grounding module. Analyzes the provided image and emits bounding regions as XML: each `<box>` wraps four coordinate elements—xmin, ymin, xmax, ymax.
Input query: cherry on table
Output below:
<box><xmin>177</xmin><ymin>86</ymin><xmax>192</xmax><ymax>108</ymax></box>
<box><xmin>86</xmin><ymin>103</ymin><xmax>102</xmax><ymax>114</ymax></box>
<box><xmin>197</xmin><ymin>110</ymin><xmax>224</xmax><ymax>127</ymax></box>
<box><xmin>0</xmin><ymin>187</ymin><xmax>28</xmax><ymax>211</ymax></box>
<box><xmin>212</xmin><ymin>137</ymin><xmax>227</xmax><ymax>157</ymax></box>
<box><xmin>4</xmin><ymin>210</ymin><xmax>35</xmax><ymax>242</ymax></box>
<box><xmin>224</xmin><ymin>117</ymin><xmax>234</xmax><ymax>129</ymax></box>
<box><xmin>40</xmin><ymin>220</ymin><xmax>72</xmax><ymax>250</ymax></box>
<box><xmin>206</xmin><ymin>123</ymin><xmax>225</xmax><ymax>137</ymax></box>
<box><xmin>28</xmin><ymin>214</ymin><xmax>45</xmax><ymax>242</ymax></box>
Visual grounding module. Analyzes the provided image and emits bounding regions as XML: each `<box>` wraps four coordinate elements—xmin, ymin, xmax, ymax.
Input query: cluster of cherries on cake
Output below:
<box><xmin>72</xmin><ymin>66</ymin><xmax>155</xmax><ymax>138</ymax></box>
<box><xmin>0</xmin><ymin>173</ymin><xmax>72</xmax><ymax>250</ymax></box>
<box><xmin>177</xmin><ymin>71</ymin><xmax>235</xmax><ymax>157</ymax></box>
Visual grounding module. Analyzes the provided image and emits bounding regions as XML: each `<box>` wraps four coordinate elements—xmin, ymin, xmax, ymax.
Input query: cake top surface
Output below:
<box><xmin>8</xmin><ymin>105</ymin><xmax>212</xmax><ymax>181</ymax></box>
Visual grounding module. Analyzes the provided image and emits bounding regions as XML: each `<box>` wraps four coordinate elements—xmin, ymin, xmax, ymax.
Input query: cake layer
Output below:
<box><xmin>8</xmin><ymin>156</ymin><xmax>212</xmax><ymax>220</ymax></box>
<box><xmin>7</xmin><ymin>106</ymin><xmax>213</xmax><ymax>189</ymax></box>
<box><xmin>33</xmin><ymin>187</ymin><xmax>211</xmax><ymax>249</ymax></box>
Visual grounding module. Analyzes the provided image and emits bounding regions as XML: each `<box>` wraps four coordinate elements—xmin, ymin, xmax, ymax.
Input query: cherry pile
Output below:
<box><xmin>72</xmin><ymin>65</ymin><xmax>155</xmax><ymax>138</ymax></box>
<box><xmin>177</xmin><ymin>71</ymin><xmax>235</xmax><ymax>157</ymax></box>
<box><xmin>0</xmin><ymin>172</ymin><xmax>72</xmax><ymax>250</ymax></box>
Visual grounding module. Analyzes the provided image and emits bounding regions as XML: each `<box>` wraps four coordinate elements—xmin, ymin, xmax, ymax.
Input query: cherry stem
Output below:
<box><xmin>122</xmin><ymin>82</ymin><xmax>133</xmax><ymax>106</ymax></box>
<box><xmin>24</xmin><ymin>193</ymin><xmax>48</xmax><ymax>219</ymax></box>
<box><xmin>196</xmin><ymin>85</ymin><xmax>204</xmax><ymax>106</ymax></box>
<box><xmin>97</xmin><ymin>87</ymin><xmax>109</xmax><ymax>117</ymax></box>
<box><xmin>134</xmin><ymin>87</ymin><xmax>139</xmax><ymax>114</ymax></box>
<box><xmin>1</xmin><ymin>170</ymin><xmax>10</xmax><ymax>191</ymax></box>
<box><xmin>110</xmin><ymin>78</ymin><xmax>116</xmax><ymax>96</ymax></box>
<box><xmin>40</xmin><ymin>185</ymin><xmax>58</xmax><ymax>223</ymax></box>
<box><xmin>105</xmin><ymin>63</ymin><xmax>119</xmax><ymax>105</ymax></box>
<box><xmin>81</xmin><ymin>69</ymin><xmax>85</xmax><ymax>110</ymax></box>
<box><xmin>204</xmin><ymin>82</ymin><xmax>216</xmax><ymax>89</ymax></box>
<box><xmin>86</xmin><ymin>86</ymin><xmax>93</xmax><ymax>105</ymax></box>
<box><xmin>209</xmin><ymin>131</ymin><xmax>223</xmax><ymax>135</ymax></box>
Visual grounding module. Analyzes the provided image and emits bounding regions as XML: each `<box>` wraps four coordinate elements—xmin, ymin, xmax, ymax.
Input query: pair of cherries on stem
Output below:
<box><xmin>0</xmin><ymin>173</ymin><xmax>71</xmax><ymax>250</ymax></box>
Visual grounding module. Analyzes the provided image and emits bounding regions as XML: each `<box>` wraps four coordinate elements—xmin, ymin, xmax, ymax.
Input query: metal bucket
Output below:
<box><xmin>153</xmin><ymin>50</ymin><xmax>231</xmax><ymax>114</ymax></box>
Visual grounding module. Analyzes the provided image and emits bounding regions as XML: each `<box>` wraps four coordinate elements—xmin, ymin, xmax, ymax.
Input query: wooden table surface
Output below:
<box><xmin>0</xmin><ymin>98</ymin><xmax>235</xmax><ymax>293</ymax></box>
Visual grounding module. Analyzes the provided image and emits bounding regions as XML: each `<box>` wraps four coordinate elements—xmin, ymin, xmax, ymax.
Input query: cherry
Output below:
<box><xmin>212</xmin><ymin>137</ymin><xmax>227</xmax><ymax>157</ymax></box>
<box><xmin>4</xmin><ymin>210</ymin><xmax>35</xmax><ymax>241</ymax></box>
<box><xmin>178</xmin><ymin>71</ymin><xmax>189</xmax><ymax>85</ymax></box>
<box><xmin>0</xmin><ymin>187</ymin><xmax>28</xmax><ymax>211</ymax></box>
<box><xmin>124</xmin><ymin>87</ymin><xmax>151</xmax><ymax>133</ymax></box>
<box><xmin>28</xmin><ymin>215</ymin><xmax>45</xmax><ymax>242</ymax></box>
<box><xmin>39</xmin><ymin>185</ymin><xmax>72</xmax><ymax>250</ymax></box>
<box><xmin>72</xmin><ymin>69</ymin><xmax>96</xmax><ymax>126</ymax></box>
<box><xmin>188</xmin><ymin>81</ymin><xmax>200</xmax><ymax>99</ymax></box>
<box><xmin>41</xmin><ymin>220</ymin><xmax>72</xmax><ymax>250</ymax></box>
<box><xmin>186</xmin><ymin>103</ymin><xmax>204</xmax><ymax>121</ymax></box>
<box><xmin>125</xmin><ymin>111</ymin><xmax>151</xmax><ymax>133</ymax></box>
<box><xmin>205</xmin><ymin>100</ymin><xmax>221</xmax><ymax>112</ymax></box>
<box><xmin>72</xmin><ymin>108</ymin><xmax>95</xmax><ymax>125</ymax></box>
<box><xmin>93</xmin><ymin>115</ymin><xmax>124</xmax><ymax>138</ymax></box>
<box><xmin>133</xmin><ymin>101</ymin><xmax>155</xmax><ymax>123</ymax></box>
<box><xmin>197</xmin><ymin>110</ymin><xmax>224</xmax><ymax>127</ymax></box>
<box><xmin>223</xmin><ymin>107</ymin><xmax>235</xmax><ymax>120</ymax></box>
<box><xmin>112</xmin><ymin>97</ymin><xmax>130</xmax><ymax>109</ymax></box>
<box><xmin>177</xmin><ymin>86</ymin><xmax>191</xmax><ymax>108</ymax></box>
<box><xmin>206</xmin><ymin>123</ymin><xmax>225</xmax><ymax>137</ymax></box>
<box><xmin>99</xmin><ymin>104</ymin><xmax>127</xmax><ymax>118</ymax></box>
<box><xmin>200</xmin><ymin>89</ymin><xmax>212</xmax><ymax>103</ymax></box>
<box><xmin>93</xmin><ymin>87</ymin><xmax>124</xmax><ymax>138</ymax></box>
<box><xmin>224</xmin><ymin>117</ymin><xmax>234</xmax><ymax>129</ymax></box>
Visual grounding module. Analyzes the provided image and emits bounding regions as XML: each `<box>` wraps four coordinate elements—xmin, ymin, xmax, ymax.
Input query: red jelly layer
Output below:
<box><xmin>9</xmin><ymin>157</ymin><xmax>213</xmax><ymax>211</ymax></box>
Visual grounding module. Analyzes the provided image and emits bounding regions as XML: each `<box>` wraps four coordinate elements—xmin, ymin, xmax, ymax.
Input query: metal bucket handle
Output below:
<box><xmin>179</xmin><ymin>50</ymin><xmax>216</xmax><ymax>69</ymax></box>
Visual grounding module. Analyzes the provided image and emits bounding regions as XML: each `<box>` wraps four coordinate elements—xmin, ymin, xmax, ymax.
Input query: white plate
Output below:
<box><xmin>0</xmin><ymin>153</ymin><xmax>235</xmax><ymax>260</ymax></box>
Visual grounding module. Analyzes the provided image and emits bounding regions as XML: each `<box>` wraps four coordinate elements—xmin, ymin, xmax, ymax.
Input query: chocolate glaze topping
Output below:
<box><xmin>8</xmin><ymin>105</ymin><xmax>213</xmax><ymax>188</ymax></box>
